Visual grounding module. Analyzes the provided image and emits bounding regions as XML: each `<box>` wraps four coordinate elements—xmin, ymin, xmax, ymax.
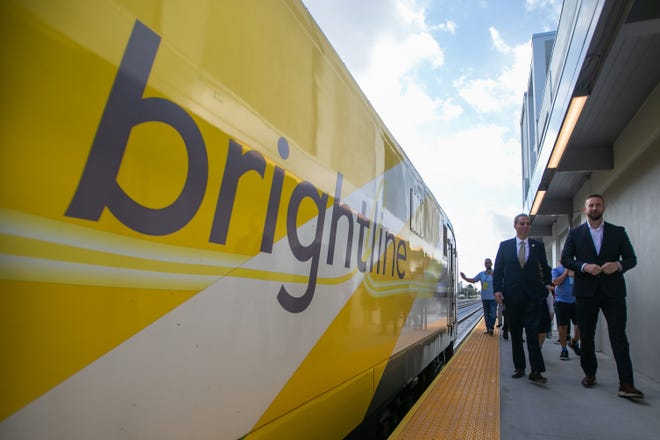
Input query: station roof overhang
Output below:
<box><xmin>526</xmin><ymin>0</ymin><xmax>660</xmax><ymax>237</ymax></box>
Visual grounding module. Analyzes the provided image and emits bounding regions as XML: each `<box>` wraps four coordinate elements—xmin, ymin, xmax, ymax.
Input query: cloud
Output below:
<box><xmin>454</xmin><ymin>29</ymin><xmax>531</xmax><ymax>113</ymax></box>
<box><xmin>454</xmin><ymin>77</ymin><xmax>501</xmax><ymax>113</ymax></box>
<box><xmin>356</xmin><ymin>31</ymin><xmax>449</xmax><ymax>127</ymax></box>
<box><xmin>525</xmin><ymin>0</ymin><xmax>561</xmax><ymax>13</ymax></box>
<box><xmin>525</xmin><ymin>0</ymin><xmax>563</xmax><ymax>27</ymax></box>
<box><xmin>431</xmin><ymin>20</ymin><xmax>458</xmax><ymax>34</ymax></box>
<box><xmin>365</xmin><ymin>77</ymin><xmax>463</xmax><ymax>135</ymax></box>
<box><xmin>407</xmin><ymin>124</ymin><xmax>522</xmax><ymax>193</ymax></box>
<box><xmin>395</xmin><ymin>0</ymin><xmax>428</xmax><ymax>28</ymax></box>
<box><xmin>489</xmin><ymin>27</ymin><xmax>512</xmax><ymax>54</ymax></box>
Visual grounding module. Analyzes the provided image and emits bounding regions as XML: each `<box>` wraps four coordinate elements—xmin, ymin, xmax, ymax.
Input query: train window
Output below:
<box><xmin>410</xmin><ymin>188</ymin><xmax>424</xmax><ymax>238</ymax></box>
<box><xmin>410</xmin><ymin>187</ymin><xmax>443</xmax><ymax>248</ymax></box>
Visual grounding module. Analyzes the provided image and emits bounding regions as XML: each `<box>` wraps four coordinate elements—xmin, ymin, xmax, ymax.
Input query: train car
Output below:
<box><xmin>0</xmin><ymin>1</ymin><xmax>457</xmax><ymax>438</ymax></box>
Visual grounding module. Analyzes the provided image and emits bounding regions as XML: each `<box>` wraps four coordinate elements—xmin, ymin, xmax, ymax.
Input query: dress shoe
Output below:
<box><xmin>528</xmin><ymin>371</ymin><xmax>547</xmax><ymax>385</ymax></box>
<box><xmin>618</xmin><ymin>383</ymin><xmax>644</xmax><ymax>399</ymax></box>
<box><xmin>512</xmin><ymin>369</ymin><xmax>525</xmax><ymax>378</ymax></box>
<box><xmin>502</xmin><ymin>333</ymin><xmax>509</xmax><ymax>340</ymax></box>
<box><xmin>581</xmin><ymin>375</ymin><xmax>596</xmax><ymax>388</ymax></box>
<box><xmin>487</xmin><ymin>329</ymin><xmax>493</xmax><ymax>335</ymax></box>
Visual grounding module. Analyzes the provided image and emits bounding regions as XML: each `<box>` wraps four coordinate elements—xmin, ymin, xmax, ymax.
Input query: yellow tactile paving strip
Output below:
<box><xmin>389</xmin><ymin>321</ymin><xmax>499</xmax><ymax>439</ymax></box>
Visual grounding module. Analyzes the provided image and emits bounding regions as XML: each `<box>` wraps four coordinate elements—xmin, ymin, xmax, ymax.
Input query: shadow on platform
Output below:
<box><xmin>499</xmin><ymin>329</ymin><xmax>660</xmax><ymax>439</ymax></box>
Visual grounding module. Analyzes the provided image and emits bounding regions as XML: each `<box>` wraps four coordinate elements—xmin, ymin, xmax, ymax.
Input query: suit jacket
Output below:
<box><xmin>493</xmin><ymin>238</ymin><xmax>551</xmax><ymax>303</ymax></box>
<box><xmin>560</xmin><ymin>221</ymin><xmax>636</xmax><ymax>298</ymax></box>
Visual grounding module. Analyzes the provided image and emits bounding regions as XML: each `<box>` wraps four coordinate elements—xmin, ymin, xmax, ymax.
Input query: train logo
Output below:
<box><xmin>67</xmin><ymin>21</ymin><xmax>411</xmax><ymax>314</ymax></box>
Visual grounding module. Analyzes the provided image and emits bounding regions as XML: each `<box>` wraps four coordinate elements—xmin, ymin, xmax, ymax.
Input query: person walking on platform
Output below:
<box><xmin>494</xmin><ymin>214</ymin><xmax>553</xmax><ymax>385</ymax></box>
<box><xmin>461</xmin><ymin>258</ymin><xmax>497</xmax><ymax>335</ymax></box>
<box><xmin>561</xmin><ymin>194</ymin><xmax>644</xmax><ymax>399</ymax></box>
<box><xmin>551</xmin><ymin>261</ymin><xmax>581</xmax><ymax>360</ymax></box>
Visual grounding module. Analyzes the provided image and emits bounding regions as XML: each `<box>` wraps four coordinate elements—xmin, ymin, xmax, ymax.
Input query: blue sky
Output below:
<box><xmin>302</xmin><ymin>0</ymin><xmax>562</xmax><ymax>278</ymax></box>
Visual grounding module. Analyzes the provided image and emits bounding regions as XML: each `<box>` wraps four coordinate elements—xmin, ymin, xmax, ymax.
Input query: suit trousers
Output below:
<box><xmin>506</xmin><ymin>297</ymin><xmax>546</xmax><ymax>373</ymax></box>
<box><xmin>576</xmin><ymin>287</ymin><xmax>634</xmax><ymax>385</ymax></box>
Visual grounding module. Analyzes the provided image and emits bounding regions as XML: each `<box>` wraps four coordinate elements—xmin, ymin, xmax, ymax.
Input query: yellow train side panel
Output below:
<box><xmin>0</xmin><ymin>281</ymin><xmax>196</xmax><ymax>421</ymax></box>
<box><xmin>253</xmin><ymin>282</ymin><xmax>415</xmax><ymax>431</ymax></box>
<box><xmin>247</xmin><ymin>371</ymin><xmax>374</xmax><ymax>440</ymax></box>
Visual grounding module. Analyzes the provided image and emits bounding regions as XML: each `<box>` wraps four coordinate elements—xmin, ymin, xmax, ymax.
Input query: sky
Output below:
<box><xmin>301</xmin><ymin>0</ymin><xmax>562</xmax><ymax>278</ymax></box>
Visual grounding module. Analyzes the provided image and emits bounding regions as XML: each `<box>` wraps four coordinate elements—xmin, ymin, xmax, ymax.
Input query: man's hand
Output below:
<box><xmin>583</xmin><ymin>263</ymin><xmax>602</xmax><ymax>276</ymax></box>
<box><xmin>601</xmin><ymin>262</ymin><xmax>620</xmax><ymax>275</ymax></box>
<box><xmin>495</xmin><ymin>291</ymin><xmax>504</xmax><ymax>303</ymax></box>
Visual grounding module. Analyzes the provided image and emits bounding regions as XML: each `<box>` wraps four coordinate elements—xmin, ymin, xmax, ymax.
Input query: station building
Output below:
<box><xmin>520</xmin><ymin>0</ymin><xmax>660</xmax><ymax>382</ymax></box>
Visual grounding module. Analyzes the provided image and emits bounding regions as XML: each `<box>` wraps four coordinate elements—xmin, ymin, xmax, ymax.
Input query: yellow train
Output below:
<box><xmin>0</xmin><ymin>1</ymin><xmax>458</xmax><ymax>438</ymax></box>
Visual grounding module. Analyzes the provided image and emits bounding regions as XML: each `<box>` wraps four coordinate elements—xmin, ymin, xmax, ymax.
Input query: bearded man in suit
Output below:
<box><xmin>561</xmin><ymin>194</ymin><xmax>643</xmax><ymax>398</ymax></box>
<box><xmin>494</xmin><ymin>213</ymin><xmax>552</xmax><ymax>385</ymax></box>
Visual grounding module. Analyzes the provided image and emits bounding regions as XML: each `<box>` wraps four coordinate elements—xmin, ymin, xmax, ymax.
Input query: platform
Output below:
<box><xmin>389</xmin><ymin>321</ymin><xmax>660</xmax><ymax>439</ymax></box>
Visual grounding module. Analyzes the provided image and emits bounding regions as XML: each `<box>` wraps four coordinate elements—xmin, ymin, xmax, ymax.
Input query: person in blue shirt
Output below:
<box><xmin>552</xmin><ymin>261</ymin><xmax>581</xmax><ymax>360</ymax></box>
<box><xmin>461</xmin><ymin>258</ymin><xmax>497</xmax><ymax>335</ymax></box>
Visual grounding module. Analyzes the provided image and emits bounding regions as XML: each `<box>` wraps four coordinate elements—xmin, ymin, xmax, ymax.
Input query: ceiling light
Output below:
<box><xmin>548</xmin><ymin>95</ymin><xmax>588</xmax><ymax>168</ymax></box>
<box><xmin>530</xmin><ymin>190</ymin><xmax>546</xmax><ymax>216</ymax></box>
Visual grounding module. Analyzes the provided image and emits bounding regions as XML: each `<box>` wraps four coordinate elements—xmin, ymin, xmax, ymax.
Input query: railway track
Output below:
<box><xmin>456</xmin><ymin>299</ymin><xmax>485</xmax><ymax>346</ymax></box>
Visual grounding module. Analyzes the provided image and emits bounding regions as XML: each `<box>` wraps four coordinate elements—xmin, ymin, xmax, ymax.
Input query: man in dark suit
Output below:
<box><xmin>494</xmin><ymin>213</ymin><xmax>552</xmax><ymax>384</ymax></box>
<box><xmin>561</xmin><ymin>194</ymin><xmax>643</xmax><ymax>398</ymax></box>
